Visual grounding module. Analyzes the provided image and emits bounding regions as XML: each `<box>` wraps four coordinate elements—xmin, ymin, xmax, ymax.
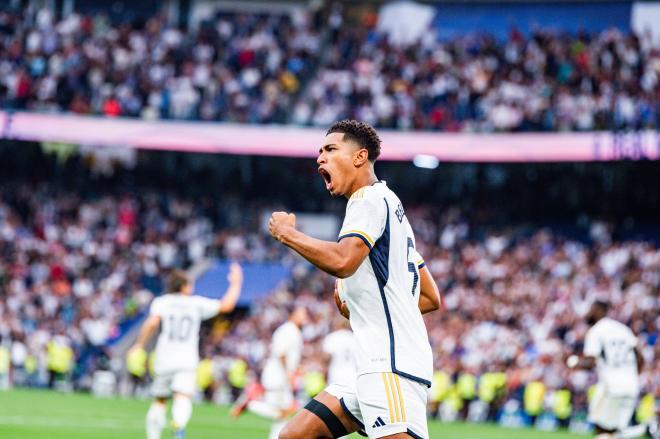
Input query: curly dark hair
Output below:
<box><xmin>327</xmin><ymin>119</ymin><xmax>381</xmax><ymax>162</ymax></box>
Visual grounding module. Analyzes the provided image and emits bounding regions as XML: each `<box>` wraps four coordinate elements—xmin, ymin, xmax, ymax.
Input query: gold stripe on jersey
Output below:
<box><xmin>416</xmin><ymin>259</ymin><xmax>424</xmax><ymax>267</ymax></box>
<box><xmin>381</xmin><ymin>372</ymin><xmax>396</xmax><ymax>422</ymax></box>
<box><xmin>340</xmin><ymin>230</ymin><xmax>374</xmax><ymax>247</ymax></box>
<box><xmin>394</xmin><ymin>374</ymin><xmax>407</xmax><ymax>422</ymax></box>
<box><xmin>350</xmin><ymin>188</ymin><xmax>366</xmax><ymax>200</ymax></box>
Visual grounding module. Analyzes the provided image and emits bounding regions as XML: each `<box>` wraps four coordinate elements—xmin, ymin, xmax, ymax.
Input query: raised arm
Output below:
<box><xmin>269</xmin><ymin>212</ymin><xmax>370</xmax><ymax>278</ymax></box>
<box><xmin>218</xmin><ymin>263</ymin><xmax>243</xmax><ymax>314</ymax></box>
<box><xmin>418</xmin><ymin>265</ymin><xmax>442</xmax><ymax>314</ymax></box>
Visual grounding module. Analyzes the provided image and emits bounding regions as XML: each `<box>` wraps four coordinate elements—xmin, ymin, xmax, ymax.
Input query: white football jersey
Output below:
<box><xmin>337</xmin><ymin>181</ymin><xmax>432</xmax><ymax>386</ymax></box>
<box><xmin>584</xmin><ymin>317</ymin><xmax>640</xmax><ymax>396</ymax></box>
<box><xmin>322</xmin><ymin>329</ymin><xmax>356</xmax><ymax>385</ymax></box>
<box><xmin>150</xmin><ymin>294</ymin><xmax>220</xmax><ymax>374</ymax></box>
<box><xmin>269</xmin><ymin>321</ymin><xmax>303</xmax><ymax>373</ymax></box>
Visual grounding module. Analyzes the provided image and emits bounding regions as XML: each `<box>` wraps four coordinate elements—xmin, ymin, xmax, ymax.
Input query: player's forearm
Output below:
<box><xmin>134</xmin><ymin>319</ymin><xmax>157</xmax><ymax>349</ymax></box>
<box><xmin>219</xmin><ymin>282</ymin><xmax>241</xmax><ymax>314</ymax></box>
<box><xmin>418</xmin><ymin>266</ymin><xmax>442</xmax><ymax>314</ymax></box>
<box><xmin>566</xmin><ymin>355</ymin><xmax>596</xmax><ymax>370</ymax></box>
<box><xmin>280</xmin><ymin>228</ymin><xmax>355</xmax><ymax>278</ymax></box>
<box><xmin>419</xmin><ymin>294</ymin><xmax>440</xmax><ymax>314</ymax></box>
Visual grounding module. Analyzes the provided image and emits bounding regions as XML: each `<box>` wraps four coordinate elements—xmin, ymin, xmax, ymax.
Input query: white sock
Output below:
<box><xmin>248</xmin><ymin>400</ymin><xmax>281</xmax><ymax>419</ymax></box>
<box><xmin>172</xmin><ymin>395</ymin><xmax>193</xmax><ymax>430</ymax></box>
<box><xmin>268</xmin><ymin>420</ymin><xmax>287</xmax><ymax>439</ymax></box>
<box><xmin>617</xmin><ymin>424</ymin><xmax>648</xmax><ymax>438</ymax></box>
<box><xmin>146</xmin><ymin>401</ymin><xmax>167</xmax><ymax>439</ymax></box>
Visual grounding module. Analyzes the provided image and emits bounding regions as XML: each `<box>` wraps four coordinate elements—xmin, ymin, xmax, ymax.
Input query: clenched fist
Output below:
<box><xmin>269</xmin><ymin>211</ymin><xmax>296</xmax><ymax>243</ymax></box>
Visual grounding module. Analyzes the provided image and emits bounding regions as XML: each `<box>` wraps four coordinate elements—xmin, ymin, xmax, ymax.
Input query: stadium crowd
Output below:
<box><xmin>1</xmin><ymin>6</ymin><xmax>659</xmax><ymax>131</ymax></box>
<box><xmin>0</xmin><ymin>182</ymin><xmax>287</xmax><ymax>388</ymax></box>
<box><xmin>0</xmin><ymin>157</ymin><xmax>657</xmax><ymax>421</ymax></box>
<box><xmin>212</xmin><ymin>207</ymin><xmax>660</xmax><ymax>419</ymax></box>
<box><xmin>0</xmin><ymin>7</ymin><xmax>320</xmax><ymax>123</ymax></box>
<box><xmin>0</xmin><ymin>186</ymin><xmax>658</xmax><ymax>422</ymax></box>
<box><xmin>295</xmin><ymin>27</ymin><xmax>660</xmax><ymax>131</ymax></box>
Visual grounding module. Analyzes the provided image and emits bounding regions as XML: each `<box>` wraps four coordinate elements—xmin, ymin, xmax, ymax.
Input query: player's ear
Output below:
<box><xmin>353</xmin><ymin>148</ymin><xmax>369</xmax><ymax>167</ymax></box>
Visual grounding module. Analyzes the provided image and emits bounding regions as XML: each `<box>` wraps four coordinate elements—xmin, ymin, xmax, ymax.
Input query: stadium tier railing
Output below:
<box><xmin>2</xmin><ymin>111</ymin><xmax>659</xmax><ymax>162</ymax></box>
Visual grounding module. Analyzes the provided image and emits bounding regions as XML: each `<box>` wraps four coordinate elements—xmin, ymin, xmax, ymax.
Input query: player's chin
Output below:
<box><xmin>327</xmin><ymin>187</ymin><xmax>343</xmax><ymax>198</ymax></box>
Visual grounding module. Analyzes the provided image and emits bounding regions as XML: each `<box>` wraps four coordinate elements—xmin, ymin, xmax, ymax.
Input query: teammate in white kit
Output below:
<box><xmin>129</xmin><ymin>264</ymin><xmax>243</xmax><ymax>439</ymax></box>
<box><xmin>322</xmin><ymin>311</ymin><xmax>357</xmax><ymax>439</ymax></box>
<box><xmin>232</xmin><ymin>306</ymin><xmax>308</xmax><ymax>439</ymax></box>
<box><xmin>322</xmin><ymin>314</ymin><xmax>356</xmax><ymax>387</ymax></box>
<box><xmin>268</xmin><ymin>120</ymin><xmax>442</xmax><ymax>439</ymax></box>
<box><xmin>567</xmin><ymin>301</ymin><xmax>658</xmax><ymax>439</ymax></box>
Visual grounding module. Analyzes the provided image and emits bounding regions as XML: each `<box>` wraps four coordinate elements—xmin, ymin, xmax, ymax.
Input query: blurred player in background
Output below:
<box><xmin>232</xmin><ymin>305</ymin><xmax>309</xmax><ymax>439</ymax></box>
<box><xmin>128</xmin><ymin>264</ymin><xmax>243</xmax><ymax>439</ymax></box>
<box><xmin>315</xmin><ymin>281</ymin><xmax>357</xmax><ymax>439</ymax></box>
<box><xmin>567</xmin><ymin>301</ymin><xmax>659</xmax><ymax>439</ymax></box>
<box><xmin>269</xmin><ymin>120</ymin><xmax>442</xmax><ymax>439</ymax></box>
<box><xmin>323</xmin><ymin>285</ymin><xmax>356</xmax><ymax>387</ymax></box>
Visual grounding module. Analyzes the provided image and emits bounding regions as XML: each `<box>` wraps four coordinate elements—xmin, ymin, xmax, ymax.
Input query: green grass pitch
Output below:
<box><xmin>0</xmin><ymin>389</ymin><xmax>585</xmax><ymax>438</ymax></box>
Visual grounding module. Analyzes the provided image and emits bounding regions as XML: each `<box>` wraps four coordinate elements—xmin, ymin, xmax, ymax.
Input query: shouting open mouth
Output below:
<box><xmin>319</xmin><ymin>167</ymin><xmax>333</xmax><ymax>192</ymax></box>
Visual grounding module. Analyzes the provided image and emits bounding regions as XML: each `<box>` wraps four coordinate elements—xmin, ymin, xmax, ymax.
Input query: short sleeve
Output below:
<box><xmin>149</xmin><ymin>297</ymin><xmax>164</xmax><ymax>317</ymax></box>
<box><xmin>195</xmin><ymin>296</ymin><xmax>222</xmax><ymax>320</ymax></box>
<box><xmin>412</xmin><ymin>247</ymin><xmax>425</xmax><ymax>269</ymax></box>
<box><xmin>338</xmin><ymin>189</ymin><xmax>386</xmax><ymax>250</ymax></box>
<box><xmin>583</xmin><ymin>327</ymin><xmax>601</xmax><ymax>357</ymax></box>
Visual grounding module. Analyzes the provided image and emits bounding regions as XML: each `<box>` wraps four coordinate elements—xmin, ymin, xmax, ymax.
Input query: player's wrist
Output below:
<box><xmin>278</xmin><ymin>225</ymin><xmax>296</xmax><ymax>245</ymax></box>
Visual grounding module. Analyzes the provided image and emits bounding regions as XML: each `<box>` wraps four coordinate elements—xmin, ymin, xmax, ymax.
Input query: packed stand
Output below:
<box><xmin>2</xmin><ymin>6</ymin><xmax>660</xmax><ymax>132</ymax></box>
<box><xmin>0</xmin><ymin>7</ymin><xmax>320</xmax><ymax>123</ymax></box>
<box><xmin>294</xmin><ymin>26</ymin><xmax>660</xmax><ymax>131</ymax></box>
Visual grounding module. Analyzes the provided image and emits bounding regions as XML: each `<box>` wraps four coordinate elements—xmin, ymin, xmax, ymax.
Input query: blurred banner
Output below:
<box><xmin>2</xmin><ymin>111</ymin><xmax>659</xmax><ymax>162</ymax></box>
<box><xmin>194</xmin><ymin>260</ymin><xmax>290</xmax><ymax>305</ymax></box>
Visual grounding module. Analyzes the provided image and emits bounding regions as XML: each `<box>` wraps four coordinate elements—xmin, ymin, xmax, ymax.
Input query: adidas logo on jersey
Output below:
<box><xmin>372</xmin><ymin>416</ymin><xmax>386</xmax><ymax>428</ymax></box>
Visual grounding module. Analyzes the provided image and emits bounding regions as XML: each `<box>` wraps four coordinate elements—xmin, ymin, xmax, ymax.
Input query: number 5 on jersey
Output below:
<box><xmin>406</xmin><ymin>238</ymin><xmax>419</xmax><ymax>296</ymax></box>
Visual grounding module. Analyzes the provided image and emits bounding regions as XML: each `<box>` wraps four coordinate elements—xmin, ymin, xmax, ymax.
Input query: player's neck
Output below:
<box><xmin>345</xmin><ymin>170</ymin><xmax>378</xmax><ymax>199</ymax></box>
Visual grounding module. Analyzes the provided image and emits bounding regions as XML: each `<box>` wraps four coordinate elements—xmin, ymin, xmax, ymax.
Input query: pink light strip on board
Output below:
<box><xmin>4</xmin><ymin>111</ymin><xmax>659</xmax><ymax>162</ymax></box>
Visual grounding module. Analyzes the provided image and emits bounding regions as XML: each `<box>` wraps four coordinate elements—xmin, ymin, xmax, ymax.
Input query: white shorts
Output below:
<box><xmin>326</xmin><ymin>372</ymin><xmax>428</xmax><ymax>439</ymax></box>
<box><xmin>261</xmin><ymin>359</ymin><xmax>293</xmax><ymax>410</ymax></box>
<box><xmin>588</xmin><ymin>384</ymin><xmax>637</xmax><ymax>431</ymax></box>
<box><xmin>151</xmin><ymin>370</ymin><xmax>196</xmax><ymax>398</ymax></box>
